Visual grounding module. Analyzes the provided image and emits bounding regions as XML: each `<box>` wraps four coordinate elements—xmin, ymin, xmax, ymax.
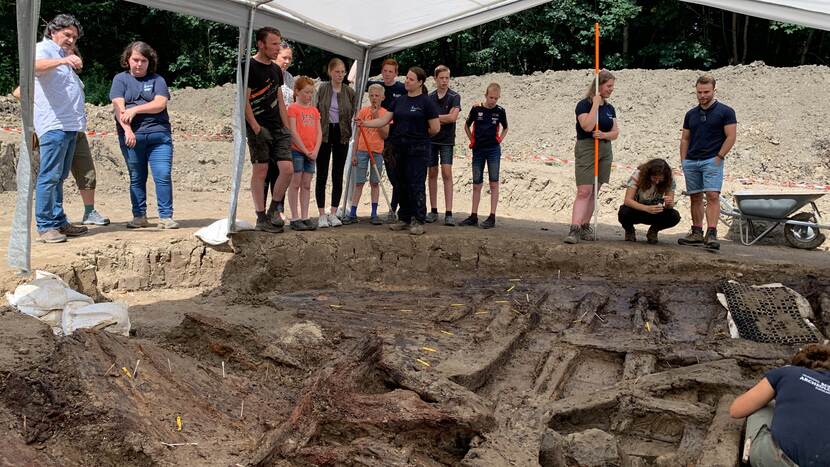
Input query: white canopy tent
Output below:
<box><xmin>9</xmin><ymin>0</ymin><xmax>830</xmax><ymax>272</ymax></box>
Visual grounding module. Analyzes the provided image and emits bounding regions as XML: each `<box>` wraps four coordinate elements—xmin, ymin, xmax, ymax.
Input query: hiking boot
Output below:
<box><xmin>678</xmin><ymin>228</ymin><xmax>704</xmax><ymax>245</ymax></box>
<box><xmin>127</xmin><ymin>216</ymin><xmax>150</xmax><ymax>229</ymax></box>
<box><xmin>389</xmin><ymin>220</ymin><xmax>410</xmax><ymax>231</ymax></box>
<box><xmin>624</xmin><ymin>228</ymin><xmax>637</xmax><ymax>242</ymax></box>
<box><xmin>480</xmin><ymin>216</ymin><xmax>496</xmax><ymax>229</ymax></box>
<box><xmin>409</xmin><ymin>222</ymin><xmax>425</xmax><ymax>235</ymax></box>
<box><xmin>385</xmin><ymin>211</ymin><xmax>397</xmax><ymax>224</ymax></box>
<box><xmin>646</xmin><ymin>226</ymin><xmax>659</xmax><ymax>244</ymax></box>
<box><xmin>58</xmin><ymin>223</ymin><xmax>88</xmax><ymax>237</ymax></box>
<box><xmin>444</xmin><ymin>214</ymin><xmax>456</xmax><ymax>226</ymax></box>
<box><xmin>580</xmin><ymin>223</ymin><xmax>595</xmax><ymax>241</ymax></box>
<box><xmin>341</xmin><ymin>216</ymin><xmax>358</xmax><ymax>225</ymax></box>
<box><xmin>159</xmin><ymin>218</ymin><xmax>180</xmax><ymax>229</ymax></box>
<box><xmin>270</xmin><ymin>213</ymin><xmax>285</xmax><ymax>228</ymax></box>
<box><xmin>459</xmin><ymin>215</ymin><xmax>478</xmax><ymax>227</ymax></box>
<box><xmin>317</xmin><ymin>215</ymin><xmax>330</xmax><ymax>228</ymax></box>
<box><xmin>256</xmin><ymin>219</ymin><xmax>283</xmax><ymax>233</ymax></box>
<box><xmin>39</xmin><ymin>229</ymin><xmax>67</xmax><ymax>243</ymax></box>
<box><xmin>303</xmin><ymin>219</ymin><xmax>317</xmax><ymax>231</ymax></box>
<box><xmin>704</xmin><ymin>229</ymin><xmax>721</xmax><ymax>250</ymax></box>
<box><xmin>82</xmin><ymin>209</ymin><xmax>110</xmax><ymax>226</ymax></box>
<box><xmin>370</xmin><ymin>216</ymin><xmax>383</xmax><ymax>225</ymax></box>
<box><xmin>328</xmin><ymin>213</ymin><xmax>343</xmax><ymax>227</ymax></box>
<box><xmin>563</xmin><ymin>225</ymin><xmax>581</xmax><ymax>244</ymax></box>
<box><xmin>425</xmin><ymin>212</ymin><xmax>438</xmax><ymax>223</ymax></box>
<box><xmin>290</xmin><ymin>220</ymin><xmax>310</xmax><ymax>231</ymax></box>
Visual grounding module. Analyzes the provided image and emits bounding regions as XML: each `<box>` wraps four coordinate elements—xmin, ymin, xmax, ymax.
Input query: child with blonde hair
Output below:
<box><xmin>286</xmin><ymin>76</ymin><xmax>321</xmax><ymax>230</ymax></box>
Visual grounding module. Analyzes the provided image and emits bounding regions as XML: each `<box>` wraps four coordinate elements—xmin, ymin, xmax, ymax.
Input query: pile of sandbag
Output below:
<box><xmin>5</xmin><ymin>270</ymin><xmax>130</xmax><ymax>336</ymax></box>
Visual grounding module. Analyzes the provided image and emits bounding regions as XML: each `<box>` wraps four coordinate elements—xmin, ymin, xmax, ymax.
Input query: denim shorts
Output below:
<box><xmin>683</xmin><ymin>156</ymin><xmax>724</xmax><ymax>194</ymax></box>
<box><xmin>355</xmin><ymin>150</ymin><xmax>383</xmax><ymax>184</ymax></box>
<box><xmin>291</xmin><ymin>150</ymin><xmax>316</xmax><ymax>173</ymax></box>
<box><xmin>430</xmin><ymin>144</ymin><xmax>454</xmax><ymax>167</ymax></box>
<box><xmin>472</xmin><ymin>145</ymin><xmax>501</xmax><ymax>184</ymax></box>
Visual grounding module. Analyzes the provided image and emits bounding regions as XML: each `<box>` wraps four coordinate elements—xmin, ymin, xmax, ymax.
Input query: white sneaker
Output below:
<box><xmin>335</xmin><ymin>207</ymin><xmax>345</xmax><ymax>219</ymax></box>
<box><xmin>328</xmin><ymin>213</ymin><xmax>343</xmax><ymax>227</ymax></box>
<box><xmin>318</xmin><ymin>215</ymin><xmax>330</xmax><ymax>228</ymax></box>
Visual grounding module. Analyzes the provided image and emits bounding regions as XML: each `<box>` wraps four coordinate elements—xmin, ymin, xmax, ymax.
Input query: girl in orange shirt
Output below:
<box><xmin>286</xmin><ymin>76</ymin><xmax>322</xmax><ymax>230</ymax></box>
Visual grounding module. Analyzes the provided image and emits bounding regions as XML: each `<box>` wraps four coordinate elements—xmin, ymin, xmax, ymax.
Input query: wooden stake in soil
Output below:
<box><xmin>240</xmin><ymin>401</ymin><xmax>245</xmax><ymax>419</ymax></box>
<box><xmin>222</xmin><ymin>361</ymin><xmax>226</xmax><ymax>378</ymax></box>
<box><xmin>132</xmin><ymin>359</ymin><xmax>141</xmax><ymax>379</ymax></box>
<box><xmin>167</xmin><ymin>357</ymin><xmax>172</xmax><ymax>373</ymax></box>
<box><xmin>105</xmin><ymin>363</ymin><xmax>116</xmax><ymax>376</ymax></box>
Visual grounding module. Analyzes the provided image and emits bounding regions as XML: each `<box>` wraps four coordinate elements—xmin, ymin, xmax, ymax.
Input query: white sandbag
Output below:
<box><xmin>5</xmin><ymin>272</ymin><xmax>79</xmax><ymax>317</ymax></box>
<box><xmin>39</xmin><ymin>309</ymin><xmax>63</xmax><ymax>335</ymax></box>
<box><xmin>62</xmin><ymin>302</ymin><xmax>130</xmax><ymax>337</ymax></box>
<box><xmin>194</xmin><ymin>218</ymin><xmax>255</xmax><ymax>246</ymax></box>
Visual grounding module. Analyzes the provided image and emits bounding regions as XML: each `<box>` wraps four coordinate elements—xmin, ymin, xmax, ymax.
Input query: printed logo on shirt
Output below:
<box><xmin>800</xmin><ymin>374</ymin><xmax>830</xmax><ymax>396</ymax></box>
<box><xmin>477</xmin><ymin>112</ymin><xmax>484</xmax><ymax>119</ymax></box>
<box><xmin>301</xmin><ymin>113</ymin><xmax>316</xmax><ymax>127</ymax></box>
<box><xmin>143</xmin><ymin>82</ymin><xmax>154</xmax><ymax>93</ymax></box>
<box><xmin>409</xmin><ymin>105</ymin><xmax>422</xmax><ymax>113</ymax></box>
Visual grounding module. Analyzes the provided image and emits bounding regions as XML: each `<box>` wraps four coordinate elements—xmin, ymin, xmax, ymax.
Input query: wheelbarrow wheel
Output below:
<box><xmin>784</xmin><ymin>212</ymin><xmax>826</xmax><ymax>250</ymax></box>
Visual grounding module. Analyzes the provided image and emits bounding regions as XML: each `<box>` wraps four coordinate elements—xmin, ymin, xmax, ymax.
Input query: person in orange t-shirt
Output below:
<box><xmin>344</xmin><ymin>84</ymin><xmax>389</xmax><ymax>225</ymax></box>
<box><xmin>286</xmin><ymin>76</ymin><xmax>322</xmax><ymax>231</ymax></box>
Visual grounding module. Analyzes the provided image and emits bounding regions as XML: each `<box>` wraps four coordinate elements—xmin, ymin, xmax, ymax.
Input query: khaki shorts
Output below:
<box><xmin>247</xmin><ymin>126</ymin><xmax>291</xmax><ymax>164</ymax></box>
<box><xmin>574</xmin><ymin>138</ymin><xmax>612</xmax><ymax>186</ymax></box>
<box><xmin>34</xmin><ymin>132</ymin><xmax>97</xmax><ymax>190</ymax></box>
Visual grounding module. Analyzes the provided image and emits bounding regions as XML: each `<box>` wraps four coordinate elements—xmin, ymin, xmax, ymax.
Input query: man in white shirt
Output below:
<box><xmin>33</xmin><ymin>14</ymin><xmax>89</xmax><ymax>243</ymax></box>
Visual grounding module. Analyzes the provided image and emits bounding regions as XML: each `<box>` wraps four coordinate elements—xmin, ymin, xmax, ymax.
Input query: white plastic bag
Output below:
<box><xmin>194</xmin><ymin>218</ymin><xmax>255</xmax><ymax>246</ymax></box>
<box><xmin>62</xmin><ymin>302</ymin><xmax>131</xmax><ymax>337</ymax></box>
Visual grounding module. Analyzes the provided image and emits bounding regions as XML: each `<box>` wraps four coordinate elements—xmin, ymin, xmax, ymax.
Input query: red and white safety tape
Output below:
<box><xmin>1</xmin><ymin>126</ymin><xmax>232</xmax><ymax>142</ymax></box>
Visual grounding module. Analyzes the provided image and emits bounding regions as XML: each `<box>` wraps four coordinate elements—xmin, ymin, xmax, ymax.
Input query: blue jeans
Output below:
<box><xmin>355</xmin><ymin>150</ymin><xmax>383</xmax><ymax>184</ymax></box>
<box><xmin>472</xmin><ymin>146</ymin><xmax>501</xmax><ymax>184</ymax></box>
<box><xmin>36</xmin><ymin>130</ymin><xmax>77</xmax><ymax>232</ymax></box>
<box><xmin>291</xmin><ymin>150</ymin><xmax>316</xmax><ymax>173</ymax></box>
<box><xmin>682</xmin><ymin>157</ymin><xmax>724</xmax><ymax>194</ymax></box>
<box><xmin>118</xmin><ymin>132</ymin><xmax>174</xmax><ymax>219</ymax></box>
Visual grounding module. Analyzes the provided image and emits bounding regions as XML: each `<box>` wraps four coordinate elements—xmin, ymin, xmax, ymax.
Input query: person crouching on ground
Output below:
<box><xmin>358</xmin><ymin>67</ymin><xmax>439</xmax><ymax>236</ymax></box>
<box><xmin>564</xmin><ymin>70</ymin><xmax>618</xmax><ymax>244</ymax></box>
<box><xmin>617</xmin><ymin>158</ymin><xmax>680</xmax><ymax>243</ymax></box>
<box><xmin>110</xmin><ymin>41</ymin><xmax>178</xmax><ymax>229</ymax></box>
<box><xmin>460</xmin><ymin>83</ymin><xmax>508</xmax><ymax>229</ymax></box>
<box><xmin>343</xmin><ymin>84</ymin><xmax>389</xmax><ymax>225</ymax></box>
<box><xmin>729</xmin><ymin>343</ymin><xmax>830</xmax><ymax>466</ymax></box>
<box><xmin>286</xmin><ymin>76</ymin><xmax>321</xmax><ymax>231</ymax></box>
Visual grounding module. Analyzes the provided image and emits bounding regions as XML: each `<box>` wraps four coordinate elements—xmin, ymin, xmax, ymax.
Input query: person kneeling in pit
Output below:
<box><xmin>729</xmin><ymin>343</ymin><xmax>830</xmax><ymax>467</ymax></box>
<box><xmin>617</xmin><ymin>158</ymin><xmax>680</xmax><ymax>244</ymax></box>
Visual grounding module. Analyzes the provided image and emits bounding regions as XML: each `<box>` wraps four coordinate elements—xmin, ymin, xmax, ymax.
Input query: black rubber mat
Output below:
<box><xmin>720</xmin><ymin>281</ymin><xmax>821</xmax><ymax>344</ymax></box>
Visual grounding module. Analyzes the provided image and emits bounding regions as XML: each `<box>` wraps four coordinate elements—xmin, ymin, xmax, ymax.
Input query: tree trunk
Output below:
<box><xmin>731</xmin><ymin>13</ymin><xmax>739</xmax><ymax>65</ymax></box>
<box><xmin>721</xmin><ymin>12</ymin><xmax>730</xmax><ymax>63</ymax></box>
<box><xmin>801</xmin><ymin>29</ymin><xmax>815</xmax><ymax>65</ymax></box>
<box><xmin>741</xmin><ymin>15</ymin><xmax>750</xmax><ymax>64</ymax></box>
<box><xmin>623</xmin><ymin>25</ymin><xmax>629</xmax><ymax>57</ymax></box>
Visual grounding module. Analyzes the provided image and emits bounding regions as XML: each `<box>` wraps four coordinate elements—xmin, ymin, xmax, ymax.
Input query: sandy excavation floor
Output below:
<box><xmin>0</xmin><ymin>65</ymin><xmax>829</xmax><ymax>466</ymax></box>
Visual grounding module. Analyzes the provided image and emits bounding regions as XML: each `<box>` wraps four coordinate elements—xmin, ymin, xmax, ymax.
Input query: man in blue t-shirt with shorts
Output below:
<box><xmin>678</xmin><ymin>74</ymin><xmax>737</xmax><ymax>250</ymax></box>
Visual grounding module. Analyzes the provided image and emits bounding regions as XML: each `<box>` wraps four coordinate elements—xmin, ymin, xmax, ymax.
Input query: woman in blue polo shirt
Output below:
<box><xmin>110</xmin><ymin>41</ymin><xmax>177</xmax><ymax>229</ymax></box>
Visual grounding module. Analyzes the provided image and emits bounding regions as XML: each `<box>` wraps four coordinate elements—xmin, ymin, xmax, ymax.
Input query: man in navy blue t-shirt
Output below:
<box><xmin>427</xmin><ymin>65</ymin><xmax>462</xmax><ymax>226</ymax></box>
<box><xmin>678</xmin><ymin>74</ymin><xmax>737</xmax><ymax>250</ymax></box>
<box><xmin>730</xmin><ymin>343</ymin><xmax>830</xmax><ymax>466</ymax></box>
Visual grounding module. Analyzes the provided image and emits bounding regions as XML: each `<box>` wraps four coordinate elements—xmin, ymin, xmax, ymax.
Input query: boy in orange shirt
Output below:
<box><xmin>286</xmin><ymin>76</ymin><xmax>322</xmax><ymax>230</ymax></box>
<box><xmin>344</xmin><ymin>84</ymin><xmax>389</xmax><ymax>224</ymax></box>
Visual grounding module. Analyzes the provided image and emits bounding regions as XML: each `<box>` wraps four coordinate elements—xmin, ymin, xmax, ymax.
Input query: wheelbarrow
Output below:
<box><xmin>719</xmin><ymin>191</ymin><xmax>828</xmax><ymax>249</ymax></box>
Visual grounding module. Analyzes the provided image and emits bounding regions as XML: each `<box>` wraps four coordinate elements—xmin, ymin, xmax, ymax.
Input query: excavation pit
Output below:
<box><xmin>1</xmin><ymin>229</ymin><xmax>829</xmax><ymax>466</ymax></box>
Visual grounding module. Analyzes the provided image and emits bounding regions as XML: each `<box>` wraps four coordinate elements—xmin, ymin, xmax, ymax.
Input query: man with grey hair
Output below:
<box><xmin>33</xmin><ymin>14</ymin><xmax>89</xmax><ymax>243</ymax></box>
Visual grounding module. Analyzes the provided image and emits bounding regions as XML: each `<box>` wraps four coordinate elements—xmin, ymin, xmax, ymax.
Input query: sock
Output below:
<box><xmin>84</xmin><ymin>204</ymin><xmax>94</xmax><ymax>216</ymax></box>
<box><xmin>707</xmin><ymin>227</ymin><xmax>717</xmax><ymax>237</ymax></box>
<box><xmin>445</xmin><ymin>210</ymin><xmax>452</xmax><ymax>217</ymax></box>
<box><xmin>692</xmin><ymin>225</ymin><xmax>704</xmax><ymax>232</ymax></box>
<box><xmin>349</xmin><ymin>206</ymin><xmax>358</xmax><ymax>218</ymax></box>
<box><xmin>371</xmin><ymin>203</ymin><xmax>378</xmax><ymax>217</ymax></box>
<box><xmin>269</xmin><ymin>200</ymin><xmax>279</xmax><ymax>213</ymax></box>
<box><xmin>256</xmin><ymin>211</ymin><xmax>268</xmax><ymax>222</ymax></box>
<box><xmin>431</xmin><ymin>208</ymin><xmax>438</xmax><ymax>214</ymax></box>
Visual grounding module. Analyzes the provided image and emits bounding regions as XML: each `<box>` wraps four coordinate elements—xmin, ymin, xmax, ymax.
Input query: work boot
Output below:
<box><xmin>580</xmin><ymin>223</ymin><xmax>595</xmax><ymax>241</ymax></box>
<box><xmin>127</xmin><ymin>216</ymin><xmax>150</xmax><ymax>229</ymax></box>
<box><xmin>425</xmin><ymin>212</ymin><xmax>438</xmax><ymax>223</ymax></box>
<box><xmin>646</xmin><ymin>226</ymin><xmax>659</xmax><ymax>244</ymax></box>
<box><xmin>409</xmin><ymin>222</ymin><xmax>425</xmax><ymax>236</ymax></box>
<box><xmin>39</xmin><ymin>229</ymin><xmax>67</xmax><ymax>243</ymax></box>
<box><xmin>385</xmin><ymin>211</ymin><xmax>397</xmax><ymax>224</ymax></box>
<box><xmin>256</xmin><ymin>219</ymin><xmax>283</xmax><ymax>233</ymax></box>
<box><xmin>82</xmin><ymin>209</ymin><xmax>110</xmax><ymax>226</ymax></box>
<box><xmin>704</xmin><ymin>228</ymin><xmax>721</xmax><ymax>250</ymax></box>
<box><xmin>678</xmin><ymin>227</ymin><xmax>704</xmax><ymax>245</ymax></box>
<box><xmin>270</xmin><ymin>212</ymin><xmax>285</xmax><ymax>228</ymax></box>
<box><xmin>624</xmin><ymin>228</ymin><xmax>637</xmax><ymax>242</ymax></box>
<box><xmin>389</xmin><ymin>220</ymin><xmax>410</xmax><ymax>231</ymax></box>
<box><xmin>459</xmin><ymin>215</ymin><xmax>478</xmax><ymax>227</ymax></box>
<box><xmin>563</xmin><ymin>224</ymin><xmax>581</xmax><ymax>244</ymax></box>
<box><xmin>59</xmin><ymin>223</ymin><xmax>88</xmax><ymax>237</ymax></box>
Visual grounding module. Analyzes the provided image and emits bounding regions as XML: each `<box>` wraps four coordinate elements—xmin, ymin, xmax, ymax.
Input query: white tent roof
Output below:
<box><xmin>129</xmin><ymin>0</ymin><xmax>830</xmax><ymax>60</ymax></box>
<box><xmin>9</xmin><ymin>0</ymin><xmax>830</xmax><ymax>272</ymax></box>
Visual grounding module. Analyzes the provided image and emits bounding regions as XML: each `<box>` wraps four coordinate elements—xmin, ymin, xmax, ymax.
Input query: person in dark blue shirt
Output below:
<box><xmin>427</xmin><ymin>65</ymin><xmax>462</xmax><ymax>226</ymax></box>
<box><xmin>460</xmin><ymin>83</ymin><xmax>508</xmax><ymax>229</ymax></box>
<box><xmin>730</xmin><ymin>343</ymin><xmax>830</xmax><ymax>466</ymax></box>
<box><xmin>359</xmin><ymin>67</ymin><xmax>439</xmax><ymax>235</ymax></box>
<box><xmin>677</xmin><ymin>74</ymin><xmax>737</xmax><ymax>250</ymax></box>
<box><xmin>563</xmin><ymin>70</ymin><xmax>618</xmax><ymax>244</ymax></box>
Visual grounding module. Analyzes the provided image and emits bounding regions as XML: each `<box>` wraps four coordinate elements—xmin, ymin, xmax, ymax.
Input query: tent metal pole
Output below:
<box><xmin>339</xmin><ymin>47</ymin><xmax>372</xmax><ymax>217</ymax></box>
<box><xmin>8</xmin><ymin>0</ymin><xmax>41</xmax><ymax>274</ymax></box>
<box><xmin>226</xmin><ymin>7</ymin><xmax>257</xmax><ymax>233</ymax></box>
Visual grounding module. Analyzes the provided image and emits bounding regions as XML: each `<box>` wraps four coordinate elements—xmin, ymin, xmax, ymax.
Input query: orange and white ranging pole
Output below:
<box><xmin>593</xmin><ymin>22</ymin><xmax>600</xmax><ymax>240</ymax></box>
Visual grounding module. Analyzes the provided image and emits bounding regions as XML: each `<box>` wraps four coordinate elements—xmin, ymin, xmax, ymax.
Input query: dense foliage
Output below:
<box><xmin>1</xmin><ymin>0</ymin><xmax>827</xmax><ymax>104</ymax></box>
